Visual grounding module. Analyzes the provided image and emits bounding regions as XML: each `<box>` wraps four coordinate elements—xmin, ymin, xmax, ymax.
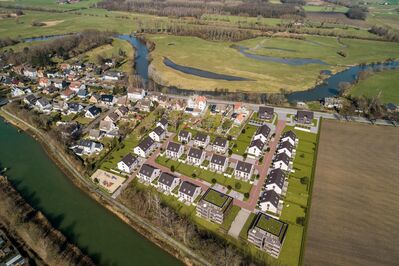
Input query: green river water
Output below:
<box><xmin>0</xmin><ymin>118</ymin><xmax>180</xmax><ymax>266</ymax></box>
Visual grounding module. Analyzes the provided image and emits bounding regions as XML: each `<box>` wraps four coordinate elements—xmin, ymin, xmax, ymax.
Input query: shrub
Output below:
<box><xmin>227</xmin><ymin>185</ymin><xmax>232</xmax><ymax>190</ymax></box>
<box><xmin>244</xmin><ymin>192</ymin><xmax>250</xmax><ymax>198</ymax></box>
<box><xmin>192</xmin><ymin>173</ymin><xmax>196</xmax><ymax>178</ymax></box>
<box><xmin>235</xmin><ymin>182</ymin><xmax>242</xmax><ymax>190</ymax></box>
<box><xmin>296</xmin><ymin>216</ymin><xmax>306</xmax><ymax>226</ymax></box>
<box><xmin>170</xmin><ymin>165</ymin><xmax>175</xmax><ymax>172</ymax></box>
<box><xmin>211</xmin><ymin>178</ymin><xmax>217</xmax><ymax>184</ymax></box>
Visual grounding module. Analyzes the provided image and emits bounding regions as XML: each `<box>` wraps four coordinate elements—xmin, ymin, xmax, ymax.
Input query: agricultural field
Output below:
<box><xmin>305</xmin><ymin>120</ymin><xmax>399</xmax><ymax>265</ymax></box>
<box><xmin>350</xmin><ymin>69</ymin><xmax>399</xmax><ymax>104</ymax></box>
<box><xmin>148</xmin><ymin>34</ymin><xmax>399</xmax><ymax>93</ymax></box>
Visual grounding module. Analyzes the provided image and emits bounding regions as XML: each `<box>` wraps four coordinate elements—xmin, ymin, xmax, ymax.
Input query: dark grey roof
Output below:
<box><xmin>211</xmin><ymin>154</ymin><xmax>227</xmax><ymax>166</ymax></box>
<box><xmin>188</xmin><ymin>147</ymin><xmax>203</xmax><ymax>159</ymax></box>
<box><xmin>25</xmin><ymin>94</ymin><xmax>37</xmax><ymax>104</ymax></box>
<box><xmin>152</xmin><ymin>126</ymin><xmax>165</xmax><ymax>136</ymax></box>
<box><xmin>258</xmin><ymin>106</ymin><xmax>274</xmax><ymax>118</ymax></box>
<box><xmin>282</xmin><ymin>130</ymin><xmax>297</xmax><ymax>141</ymax></box>
<box><xmin>138</xmin><ymin>137</ymin><xmax>155</xmax><ymax>151</ymax></box>
<box><xmin>266</xmin><ymin>168</ymin><xmax>285</xmax><ymax>189</ymax></box>
<box><xmin>121</xmin><ymin>153</ymin><xmax>138</xmax><ymax>167</ymax></box>
<box><xmin>178</xmin><ymin>130</ymin><xmax>190</xmax><ymax>138</ymax></box>
<box><xmin>250</xmin><ymin>139</ymin><xmax>265</xmax><ymax>150</ymax></box>
<box><xmin>297</xmin><ymin>110</ymin><xmax>314</xmax><ymax>120</ymax></box>
<box><xmin>278</xmin><ymin>140</ymin><xmax>294</xmax><ymax>152</ymax></box>
<box><xmin>179</xmin><ymin>181</ymin><xmax>200</xmax><ymax>196</ymax></box>
<box><xmin>259</xmin><ymin>190</ymin><xmax>280</xmax><ymax>207</ymax></box>
<box><xmin>37</xmin><ymin>98</ymin><xmax>50</xmax><ymax>106</ymax></box>
<box><xmin>274</xmin><ymin>152</ymin><xmax>290</xmax><ymax>165</ymax></box>
<box><xmin>166</xmin><ymin>142</ymin><xmax>182</xmax><ymax>152</ymax></box>
<box><xmin>87</xmin><ymin>106</ymin><xmax>101</xmax><ymax>116</ymax></box>
<box><xmin>213</xmin><ymin>137</ymin><xmax>228</xmax><ymax>148</ymax></box>
<box><xmin>77</xmin><ymin>139</ymin><xmax>94</xmax><ymax>148</ymax></box>
<box><xmin>107</xmin><ymin>112</ymin><xmax>119</xmax><ymax>122</ymax></box>
<box><xmin>139</xmin><ymin>164</ymin><xmax>157</xmax><ymax>177</ymax></box>
<box><xmin>158</xmin><ymin>172</ymin><xmax>179</xmax><ymax>186</ymax></box>
<box><xmin>235</xmin><ymin>160</ymin><xmax>253</xmax><ymax>174</ymax></box>
<box><xmin>67</xmin><ymin>102</ymin><xmax>82</xmax><ymax>112</ymax></box>
<box><xmin>159</xmin><ymin>117</ymin><xmax>168</xmax><ymax>126</ymax></box>
<box><xmin>118</xmin><ymin>106</ymin><xmax>129</xmax><ymax>115</ymax></box>
<box><xmin>194</xmin><ymin>132</ymin><xmax>208</xmax><ymax>142</ymax></box>
<box><xmin>101</xmin><ymin>94</ymin><xmax>114</xmax><ymax>102</ymax></box>
<box><xmin>255</xmin><ymin>124</ymin><xmax>271</xmax><ymax>138</ymax></box>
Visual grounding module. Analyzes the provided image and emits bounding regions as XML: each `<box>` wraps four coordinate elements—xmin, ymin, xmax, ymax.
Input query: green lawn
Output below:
<box><xmin>303</xmin><ymin>5</ymin><xmax>348</xmax><ymax>13</ymax></box>
<box><xmin>156</xmin><ymin>156</ymin><xmax>252</xmax><ymax>194</ymax></box>
<box><xmin>220</xmin><ymin>205</ymin><xmax>241</xmax><ymax>232</ymax></box>
<box><xmin>350</xmin><ymin>69</ymin><xmax>399</xmax><ymax>104</ymax></box>
<box><xmin>231</xmin><ymin>125</ymin><xmax>257</xmax><ymax>155</ymax></box>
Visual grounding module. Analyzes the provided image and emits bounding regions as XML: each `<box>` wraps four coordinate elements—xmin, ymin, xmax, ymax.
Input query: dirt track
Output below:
<box><xmin>305</xmin><ymin>120</ymin><xmax>399</xmax><ymax>266</ymax></box>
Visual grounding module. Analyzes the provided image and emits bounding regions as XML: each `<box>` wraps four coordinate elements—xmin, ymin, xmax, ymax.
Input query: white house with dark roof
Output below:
<box><xmin>213</xmin><ymin>137</ymin><xmax>229</xmax><ymax>154</ymax></box>
<box><xmin>281</xmin><ymin>130</ymin><xmax>298</xmax><ymax>146</ymax></box>
<box><xmin>178</xmin><ymin>181</ymin><xmax>201</xmax><ymax>203</ymax></box>
<box><xmin>70</xmin><ymin>139</ymin><xmax>103</xmax><ymax>156</ymax></box>
<box><xmin>187</xmin><ymin>147</ymin><xmax>206</xmax><ymax>166</ymax></box>
<box><xmin>259</xmin><ymin>190</ymin><xmax>280</xmax><ymax>214</ymax></box>
<box><xmin>137</xmin><ymin>164</ymin><xmax>161</xmax><ymax>183</ymax></box>
<box><xmin>277</xmin><ymin>140</ymin><xmax>295</xmax><ymax>158</ymax></box>
<box><xmin>234</xmin><ymin>160</ymin><xmax>254</xmax><ymax>181</ymax></box>
<box><xmin>253</xmin><ymin>125</ymin><xmax>271</xmax><ymax>144</ymax></box>
<box><xmin>134</xmin><ymin>137</ymin><xmax>155</xmax><ymax>158</ymax></box>
<box><xmin>100</xmin><ymin>94</ymin><xmax>115</xmax><ymax>106</ymax></box>
<box><xmin>115</xmin><ymin>106</ymin><xmax>129</xmax><ymax>118</ymax></box>
<box><xmin>117</xmin><ymin>153</ymin><xmax>138</xmax><ymax>174</ymax></box>
<box><xmin>178</xmin><ymin>130</ymin><xmax>192</xmax><ymax>143</ymax></box>
<box><xmin>149</xmin><ymin>126</ymin><xmax>166</xmax><ymax>142</ymax></box>
<box><xmin>104</xmin><ymin>112</ymin><xmax>120</xmax><ymax>123</ymax></box>
<box><xmin>165</xmin><ymin>142</ymin><xmax>184</xmax><ymax>159</ymax></box>
<box><xmin>265</xmin><ymin>168</ymin><xmax>285</xmax><ymax>194</ymax></box>
<box><xmin>248</xmin><ymin>139</ymin><xmax>265</xmax><ymax>158</ymax></box>
<box><xmin>127</xmin><ymin>87</ymin><xmax>145</xmax><ymax>101</ymax></box>
<box><xmin>296</xmin><ymin>110</ymin><xmax>314</xmax><ymax>124</ymax></box>
<box><xmin>85</xmin><ymin>106</ymin><xmax>101</xmax><ymax>118</ymax></box>
<box><xmin>209</xmin><ymin>154</ymin><xmax>228</xmax><ymax>173</ymax></box>
<box><xmin>66</xmin><ymin>102</ymin><xmax>83</xmax><ymax>115</ymax></box>
<box><xmin>193</xmin><ymin>133</ymin><xmax>210</xmax><ymax>148</ymax></box>
<box><xmin>99</xmin><ymin>120</ymin><xmax>119</xmax><ymax>138</ymax></box>
<box><xmin>273</xmin><ymin>152</ymin><xmax>291</xmax><ymax>171</ymax></box>
<box><xmin>23</xmin><ymin>94</ymin><xmax>38</xmax><ymax>106</ymax></box>
<box><xmin>35</xmin><ymin>98</ymin><xmax>52</xmax><ymax>113</ymax></box>
<box><xmin>158</xmin><ymin>172</ymin><xmax>180</xmax><ymax>193</ymax></box>
<box><xmin>258</xmin><ymin>106</ymin><xmax>274</xmax><ymax>120</ymax></box>
<box><xmin>157</xmin><ymin>118</ymin><xmax>168</xmax><ymax>131</ymax></box>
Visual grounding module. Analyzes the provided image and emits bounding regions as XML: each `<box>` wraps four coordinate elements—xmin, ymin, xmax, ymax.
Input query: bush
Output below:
<box><xmin>227</xmin><ymin>185</ymin><xmax>232</xmax><ymax>190</ymax></box>
<box><xmin>235</xmin><ymin>182</ymin><xmax>242</xmax><ymax>190</ymax></box>
<box><xmin>241</xmin><ymin>129</ymin><xmax>246</xmax><ymax>134</ymax></box>
<box><xmin>300</xmin><ymin>176</ymin><xmax>308</xmax><ymax>185</ymax></box>
<box><xmin>211</xmin><ymin>178</ymin><xmax>217</xmax><ymax>184</ymax></box>
<box><xmin>244</xmin><ymin>192</ymin><xmax>250</xmax><ymax>198</ymax></box>
<box><xmin>192</xmin><ymin>173</ymin><xmax>196</xmax><ymax>178</ymax></box>
<box><xmin>228</xmin><ymin>149</ymin><xmax>233</xmax><ymax>156</ymax></box>
<box><xmin>170</xmin><ymin>165</ymin><xmax>175</xmax><ymax>172</ymax></box>
<box><xmin>296</xmin><ymin>216</ymin><xmax>306</xmax><ymax>226</ymax></box>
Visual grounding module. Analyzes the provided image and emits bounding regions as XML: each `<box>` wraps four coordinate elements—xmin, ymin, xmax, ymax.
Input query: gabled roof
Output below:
<box><xmin>117</xmin><ymin>106</ymin><xmax>129</xmax><ymax>115</ymax></box>
<box><xmin>250</xmin><ymin>139</ymin><xmax>265</xmax><ymax>150</ymax></box>
<box><xmin>107</xmin><ymin>112</ymin><xmax>119</xmax><ymax>122</ymax></box>
<box><xmin>258</xmin><ymin>106</ymin><xmax>274</xmax><ymax>117</ymax></box>
<box><xmin>282</xmin><ymin>130</ymin><xmax>297</xmax><ymax>141</ymax></box>
<box><xmin>158</xmin><ymin>117</ymin><xmax>168</xmax><ymax>126</ymax></box>
<box><xmin>194</xmin><ymin>132</ymin><xmax>209</xmax><ymax>142</ymax></box>
<box><xmin>188</xmin><ymin>147</ymin><xmax>203</xmax><ymax>159</ymax></box>
<box><xmin>138</xmin><ymin>137</ymin><xmax>155</xmax><ymax>151</ymax></box>
<box><xmin>37</xmin><ymin>98</ymin><xmax>50</xmax><ymax>106</ymax></box>
<box><xmin>120</xmin><ymin>153</ymin><xmax>138</xmax><ymax>167</ymax></box>
<box><xmin>158</xmin><ymin>172</ymin><xmax>179</xmax><ymax>186</ymax></box>
<box><xmin>179</xmin><ymin>181</ymin><xmax>200</xmax><ymax>196</ymax></box>
<box><xmin>266</xmin><ymin>168</ymin><xmax>285</xmax><ymax>189</ymax></box>
<box><xmin>297</xmin><ymin>110</ymin><xmax>314</xmax><ymax>120</ymax></box>
<box><xmin>210</xmin><ymin>154</ymin><xmax>227</xmax><ymax>166</ymax></box>
<box><xmin>152</xmin><ymin>126</ymin><xmax>165</xmax><ymax>136</ymax></box>
<box><xmin>139</xmin><ymin>164</ymin><xmax>158</xmax><ymax>177</ymax></box>
<box><xmin>178</xmin><ymin>130</ymin><xmax>190</xmax><ymax>138</ymax></box>
<box><xmin>274</xmin><ymin>152</ymin><xmax>290</xmax><ymax>165</ymax></box>
<box><xmin>278</xmin><ymin>140</ymin><xmax>294</xmax><ymax>152</ymax></box>
<box><xmin>259</xmin><ymin>190</ymin><xmax>280</xmax><ymax>208</ymax></box>
<box><xmin>213</xmin><ymin>137</ymin><xmax>228</xmax><ymax>148</ymax></box>
<box><xmin>255</xmin><ymin>124</ymin><xmax>271</xmax><ymax>138</ymax></box>
<box><xmin>166</xmin><ymin>141</ymin><xmax>182</xmax><ymax>152</ymax></box>
<box><xmin>25</xmin><ymin>94</ymin><xmax>37</xmax><ymax>104</ymax></box>
<box><xmin>235</xmin><ymin>160</ymin><xmax>253</xmax><ymax>174</ymax></box>
<box><xmin>87</xmin><ymin>106</ymin><xmax>101</xmax><ymax>116</ymax></box>
<box><xmin>100</xmin><ymin>94</ymin><xmax>114</xmax><ymax>102</ymax></box>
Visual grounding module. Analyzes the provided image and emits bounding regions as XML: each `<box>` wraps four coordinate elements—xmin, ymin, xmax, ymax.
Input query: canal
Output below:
<box><xmin>0</xmin><ymin>118</ymin><xmax>180</xmax><ymax>266</ymax></box>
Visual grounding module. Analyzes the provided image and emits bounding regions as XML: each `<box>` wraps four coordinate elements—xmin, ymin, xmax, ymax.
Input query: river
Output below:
<box><xmin>0</xmin><ymin>118</ymin><xmax>180</xmax><ymax>266</ymax></box>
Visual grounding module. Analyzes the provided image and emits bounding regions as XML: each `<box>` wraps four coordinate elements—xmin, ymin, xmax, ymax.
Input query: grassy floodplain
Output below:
<box><xmin>350</xmin><ymin>69</ymin><xmax>399</xmax><ymax>104</ymax></box>
<box><xmin>148</xmin><ymin>34</ymin><xmax>399</xmax><ymax>93</ymax></box>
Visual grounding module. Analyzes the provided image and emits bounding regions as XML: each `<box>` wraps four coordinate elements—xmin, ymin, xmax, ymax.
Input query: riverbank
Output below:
<box><xmin>0</xmin><ymin>107</ymin><xmax>210</xmax><ymax>266</ymax></box>
<box><xmin>0</xmin><ymin>175</ymin><xmax>95</xmax><ymax>266</ymax></box>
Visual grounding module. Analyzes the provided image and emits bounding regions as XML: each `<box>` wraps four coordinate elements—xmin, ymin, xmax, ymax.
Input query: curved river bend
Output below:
<box><xmin>0</xmin><ymin>118</ymin><xmax>180</xmax><ymax>266</ymax></box>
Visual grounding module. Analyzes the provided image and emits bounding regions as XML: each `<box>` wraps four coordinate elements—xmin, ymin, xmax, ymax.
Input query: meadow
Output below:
<box><xmin>305</xmin><ymin>120</ymin><xmax>399</xmax><ymax>265</ymax></box>
<box><xmin>350</xmin><ymin>69</ymin><xmax>399</xmax><ymax>104</ymax></box>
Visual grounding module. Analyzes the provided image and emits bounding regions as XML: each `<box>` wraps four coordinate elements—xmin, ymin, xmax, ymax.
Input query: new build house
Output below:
<box><xmin>248</xmin><ymin>139</ymin><xmax>265</xmax><ymax>158</ymax></box>
<box><xmin>187</xmin><ymin>147</ymin><xmax>206</xmax><ymax>166</ymax></box>
<box><xmin>296</xmin><ymin>110</ymin><xmax>314</xmax><ymax>124</ymax></box>
<box><xmin>165</xmin><ymin>142</ymin><xmax>184</xmax><ymax>159</ymax></box>
<box><xmin>157</xmin><ymin>118</ymin><xmax>168</xmax><ymax>131</ymax></box>
<box><xmin>71</xmin><ymin>140</ymin><xmax>103</xmax><ymax>156</ymax></box>
<box><xmin>234</xmin><ymin>160</ymin><xmax>254</xmax><ymax>181</ymax></box>
<box><xmin>149</xmin><ymin>126</ymin><xmax>166</xmax><ymax>142</ymax></box>
<box><xmin>196</xmin><ymin>188</ymin><xmax>233</xmax><ymax>224</ymax></box>
<box><xmin>247</xmin><ymin>212</ymin><xmax>288</xmax><ymax>258</ymax></box>
<box><xmin>273</xmin><ymin>152</ymin><xmax>291</xmax><ymax>171</ymax></box>
<box><xmin>178</xmin><ymin>181</ymin><xmax>202</xmax><ymax>203</ymax></box>
<box><xmin>117</xmin><ymin>153</ymin><xmax>138</xmax><ymax>174</ymax></box>
<box><xmin>265</xmin><ymin>168</ymin><xmax>285</xmax><ymax>194</ymax></box>
<box><xmin>178</xmin><ymin>130</ymin><xmax>192</xmax><ymax>143</ymax></box>
<box><xmin>134</xmin><ymin>137</ymin><xmax>155</xmax><ymax>158</ymax></box>
<box><xmin>158</xmin><ymin>172</ymin><xmax>180</xmax><ymax>193</ymax></box>
<box><xmin>209</xmin><ymin>154</ymin><xmax>228</xmax><ymax>173</ymax></box>
<box><xmin>277</xmin><ymin>140</ymin><xmax>295</xmax><ymax>158</ymax></box>
<box><xmin>253</xmin><ymin>124</ymin><xmax>271</xmax><ymax>143</ymax></box>
<box><xmin>213</xmin><ymin>137</ymin><xmax>229</xmax><ymax>154</ymax></box>
<box><xmin>281</xmin><ymin>130</ymin><xmax>298</xmax><ymax>146</ymax></box>
<box><xmin>193</xmin><ymin>133</ymin><xmax>210</xmax><ymax>148</ymax></box>
<box><xmin>137</xmin><ymin>164</ymin><xmax>161</xmax><ymax>183</ymax></box>
<box><xmin>259</xmin><ymin>190</ymin><xmax>280</xmax><ymax>214</ymax></box>
<box><xmin>258</xmin><ymin>106</ymin><xmax>274</xmax><ymax>120</ymax></box>
<box><xmin>85</xmin><ymin>106</ymin><xmax>101</xmax><ymax>118</ymax></box>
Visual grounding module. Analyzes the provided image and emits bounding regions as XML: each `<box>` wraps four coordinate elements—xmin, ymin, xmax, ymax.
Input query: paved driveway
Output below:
<box><xmin>228</xmin><ymin>209</ymin><xmax>251</xmax><ymax>238</ymax></box>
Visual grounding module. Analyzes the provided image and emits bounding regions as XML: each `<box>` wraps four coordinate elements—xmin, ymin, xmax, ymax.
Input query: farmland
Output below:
<box><xmin>350</xmin><ymin>69</ymin><xmax>399</xmax><ymax>104</ymax></box>
<box><xmin>305</xmin><ymin>120</ymin><xmax>399</xmax><ymax>265</ymax></box>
